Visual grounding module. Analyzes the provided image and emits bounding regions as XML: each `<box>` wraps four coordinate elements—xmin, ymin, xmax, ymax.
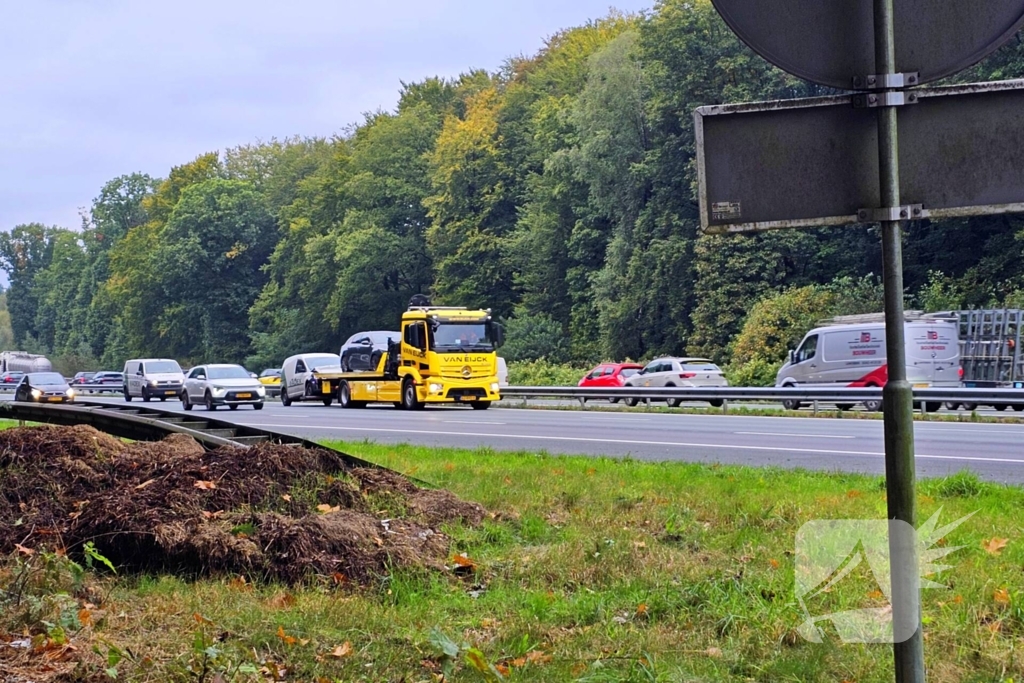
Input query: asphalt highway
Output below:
<box><xmin>61</xmin><ymin>396</ymin><xmax>1024</xmax><ymax>484</ymax></box>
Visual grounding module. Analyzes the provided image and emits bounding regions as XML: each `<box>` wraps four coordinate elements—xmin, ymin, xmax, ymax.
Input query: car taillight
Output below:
<box><xmin>959</xmin><ymin>367</ymin><xmax>964</xmax><ymax>378</ymax></box>
<box><xmin>679</xmin><ymin>373</ymin><xmax>696</xmax><ymax>379</ymax></box>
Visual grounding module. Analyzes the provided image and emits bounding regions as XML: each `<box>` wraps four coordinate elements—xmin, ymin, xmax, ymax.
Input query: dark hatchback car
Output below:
<box><xmin>15</xmin><ymin>372</ymin><xmax>75</xmax><ymax>403</ymax></box>
<box><xmin>340</xmin><ymin>331</ymin><xmax>400</xmax><ymax>372</ymax></box>
<box><xmin>72</xmin><ymin>371</ymin><xmax>97</xmax><ymax>385</ymax></box>
<box><xmin>92</xmin><ymin>372</ymin><xmax>125</xmax><ymax>384</ymax></box>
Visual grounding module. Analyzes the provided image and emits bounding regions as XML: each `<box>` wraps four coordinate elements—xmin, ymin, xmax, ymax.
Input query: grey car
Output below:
<box><xmin>181</xmin><ymin>364</ymin><xmax>266</xmax><ymax>411</ymax></box>
<box><xmin>623</xmin><ymin>357</ymin><xmax>728</xmax><ymax>407</ymax></box>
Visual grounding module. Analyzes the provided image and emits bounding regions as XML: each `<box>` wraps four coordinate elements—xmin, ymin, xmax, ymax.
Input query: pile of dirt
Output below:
<box><xmin>0</xmin><ymin>425</ymin><xmax>484</xmax><ymax>583</ymax></box>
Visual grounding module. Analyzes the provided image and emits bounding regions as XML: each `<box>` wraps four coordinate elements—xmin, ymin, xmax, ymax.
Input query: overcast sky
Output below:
<box><xmin>1</xmin><ymin>0</ymin><xmax>651</xmax><ymax>232</ymax></box>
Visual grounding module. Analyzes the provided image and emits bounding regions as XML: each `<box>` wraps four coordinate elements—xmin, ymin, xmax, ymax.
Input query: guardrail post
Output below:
<box><xmin>812</xmin><ymin>400</ymin><xmax>819</xmax><ymax>416</ymax></box>
<box><xmin>722</xmin><ymin>399</ymin><xmax>729</xmax><ymax>414</ymax></box>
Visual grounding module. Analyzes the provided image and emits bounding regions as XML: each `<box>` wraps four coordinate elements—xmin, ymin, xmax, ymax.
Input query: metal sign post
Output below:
<box><xmin>700</xmin><ymin>1</ymin><xmax>1024</xmax><ymax>680</ymax></box>
<box><xmin>872</xmin><ymin>0</ymin><xmax>923</xmax><ymax>680</ymax></box>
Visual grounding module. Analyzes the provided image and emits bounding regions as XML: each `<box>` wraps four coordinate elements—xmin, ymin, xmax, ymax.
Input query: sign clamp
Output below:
<box><xmin>852</xmin><ymin>72</ymin><xmax>919</xmax><ymax>89</ymax></box>
<box><xmin>857</xmin><ymin>205</ymin><xmax>924</xmax><ymax>223</ymax></box>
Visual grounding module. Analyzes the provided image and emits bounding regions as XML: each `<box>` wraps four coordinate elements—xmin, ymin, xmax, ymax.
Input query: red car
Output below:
<box><xmin>578</xmin><ymin>363</ymin><xmax>644</xmax><ymax>403</ymax></box>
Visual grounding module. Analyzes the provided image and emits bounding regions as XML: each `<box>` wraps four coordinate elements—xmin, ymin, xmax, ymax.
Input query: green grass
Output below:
<box><xmin>4</xmin><ymin>441</ymin><xmax>1023</xmax><ymax>682</ymax></box>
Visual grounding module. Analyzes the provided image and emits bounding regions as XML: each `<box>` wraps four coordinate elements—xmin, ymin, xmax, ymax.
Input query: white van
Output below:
<box><xmin>280</xmin><ymin>353</ymin><xmax>342</xmax><ymax>406</ymax></box>
<box><xmin>776</xmin><ymin>314</ymin><xmax>960</xmax><ymax>403</ymax></box>
<box><xmin>123</xmin><ymin>358</ymin><xmax>185</xmax><ymax>402</ymax></box>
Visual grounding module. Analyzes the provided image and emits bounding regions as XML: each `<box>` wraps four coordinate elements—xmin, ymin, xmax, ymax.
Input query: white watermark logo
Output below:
<box><xmin>795</xmin><ymin>509</ymin><xmax>974</xmax><ymax>644</ymax></box>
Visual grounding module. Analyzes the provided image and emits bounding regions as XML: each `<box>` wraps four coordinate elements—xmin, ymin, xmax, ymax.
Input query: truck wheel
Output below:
<box><xmin>925</xmin><ymin>402</ymin><xmax>942</xmax><ymax>413</ymax></box>
<box><xmin>123</xmin><ymin>387</ymin><xmax>132</xmax><ymax>402</ymax></box>
<box><xmin>322</xmin><ymin>397</ymin><xmax>333</xmax><ymax>407</ymax></box>
<box><xmin>141</xmin><ymin>387</ymin><xmax>151</xmax><ymax>403</ymax></box>
<box><xmin>402</xmin><ymin>380</ymin><xmax>424</xmax><ymax>410</ymax></box>
<box><xmin>471</xmin><ymin>401</ymin><xmax>491</xmax><ymax>410</ymax></box>
<box><xmin>995</xmin><ymin>404</ymin><xmax>1008</xmax><ymax>412</ymax></box>
<box><xmin>782</xmin><ymin>399</ymin><xmax>802</xmax><ymax>411</ymax></box>
<box><xmin>1013</xmin><ymin>405</ymin><xmax>1024</xmax><ymax>412</ymax></box>
<box><xmin>944</xmin><ymin>402</ymin><xmax>961</xmax><ymax>411</ymax></box>
<box><xmin>339</xmin><ymin>382</ymin><xmax>364</xmax><ymax>409</ymax></box>
<box><xmin>836</xmin><ymin>403</ymin><xmax>854</xmax><ymax>412</ymax></box>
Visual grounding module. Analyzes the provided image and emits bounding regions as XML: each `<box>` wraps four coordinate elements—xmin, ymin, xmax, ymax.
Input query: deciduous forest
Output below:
<box><xmin>3</xmin><ymin>0</ymin><xmax>1023</xmax><ymax>381</ymax></box>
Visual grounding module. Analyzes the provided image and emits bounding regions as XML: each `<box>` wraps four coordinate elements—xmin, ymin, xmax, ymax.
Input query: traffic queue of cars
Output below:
<box><xmin>578</xmin><ymin>358</ymin><xmax>729</xmax><ymax>407</ymax></box>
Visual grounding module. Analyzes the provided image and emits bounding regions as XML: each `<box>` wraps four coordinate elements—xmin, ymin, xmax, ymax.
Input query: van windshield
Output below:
<box><xmin>305</xmin><ymin>356</ymin><xmax>341</xmax><ymax>370</ymax></box>
<box><xmin>146</xmin><ymin>361</ymin><xmax>181</xmax><ymax>374</ymax></box>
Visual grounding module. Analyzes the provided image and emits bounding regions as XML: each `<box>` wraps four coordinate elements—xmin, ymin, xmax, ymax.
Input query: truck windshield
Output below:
<box><xmin>432</xmin><ymin>323</ymin><xmax>495</xmax><ymax>352</ymax></box>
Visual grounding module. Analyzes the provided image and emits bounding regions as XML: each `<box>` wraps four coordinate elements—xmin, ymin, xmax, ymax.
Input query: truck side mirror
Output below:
<box><xmin>493</xmin><ymin>323</ymin><xmax>505</xmax><ymax>348</ymax></box>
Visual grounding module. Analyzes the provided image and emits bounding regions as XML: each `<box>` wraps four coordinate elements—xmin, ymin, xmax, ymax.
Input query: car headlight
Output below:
<box><xmin>212</xmin><ymin>386</ymin><xmax>227</xmax><ymax>396</ymax></box>
<box><xmin>66</xmin><ymin>388</ymin><xmax>75</xmax><ymax>397</ymax></box>
<box><xmin>429</xmin><ymin>383</ymin><xmax>444</xmax><ymax>394</ymax></box>
<box><xmin>31</xmin><ymin>389</ymin><xmax>42</xmax><ymax>398</ymax></box>
<box><xmin>256</xmin><ymin>386</ymin><xmax>266</xmax><ymax>396</ymax></box>
<box><xmin>149</xmin><ymin>379</ymin><xmax>158</xmax><ymax>387</ymax></box>
<box><xmin>490</xmin><ymin>383</ymin><xmax>500</xmax><ymax>393</ymax></box>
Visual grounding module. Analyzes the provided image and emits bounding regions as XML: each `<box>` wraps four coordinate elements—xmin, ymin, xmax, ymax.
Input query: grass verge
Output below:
<box><xmin>3</xmin><ymin>441</ymin><xmax>1023</xmax><ymax>682</ymax></box>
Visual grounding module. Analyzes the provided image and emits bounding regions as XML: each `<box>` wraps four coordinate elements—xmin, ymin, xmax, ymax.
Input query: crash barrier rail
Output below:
<box><xmin>0</xmin><ymin>383</ymin><xmax>122</xmax><ymax>394</ymax></box>
<box><xmin>500</xmin><ymin>385</ymin><xmax>1024</xmax><ymax>406</ymax></box>
<box><xmin>0</xmin><ymin>399</ymin><xmax>383</xmax><ymax>469</ymax></box>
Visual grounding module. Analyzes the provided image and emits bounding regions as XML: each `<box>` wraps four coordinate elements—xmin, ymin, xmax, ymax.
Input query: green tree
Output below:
<box><xmin>0</xmin><ymin>224</ymin><xmax>59</xmax><ymax>346</ymax></box>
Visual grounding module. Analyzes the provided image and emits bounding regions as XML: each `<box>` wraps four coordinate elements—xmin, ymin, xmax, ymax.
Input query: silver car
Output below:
<box><xmin>623</xmin><ymin>357</ymin><xmax>728</xmax><ymax>407</ymax></box>
<box><xmin>181</xmin><ymin>364</ymin><xmax>266</xmax><ymax>411</ymax></box>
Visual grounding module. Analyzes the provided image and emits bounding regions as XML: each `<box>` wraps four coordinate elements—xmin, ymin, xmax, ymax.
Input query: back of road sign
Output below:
<box><xmin>695</xmin><ymin>81</ymin><xmax>1024</xmax><ymax>233</ymax></box>
<box><xmin>711</xmin><ymin>0</ymin><xmax>1024</xmax><ymax>90</ymax></box>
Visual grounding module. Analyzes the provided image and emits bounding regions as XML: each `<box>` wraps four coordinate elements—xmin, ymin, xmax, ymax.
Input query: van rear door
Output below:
<box><xmin>907</xmin><ymin>322</ymin><xmax>959</xmax><ymax>386</ymax></box>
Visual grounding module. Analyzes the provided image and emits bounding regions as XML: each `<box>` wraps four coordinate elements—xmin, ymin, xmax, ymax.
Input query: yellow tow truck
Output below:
<box><xmin>313</xmin><ymin>298</ymin><xmax>504</xmax><ymax>410</ymax></box>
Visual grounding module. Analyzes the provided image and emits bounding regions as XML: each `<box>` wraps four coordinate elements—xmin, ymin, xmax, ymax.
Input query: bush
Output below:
<box><xmin>725</xmin><ymin>358</ymin><xmax>777</xmax><ymax>387</ymax></box>
<box><xmin>508</xmin><ymin>360</ymin><xmax>590</xmax><ymax>387</ymax></box>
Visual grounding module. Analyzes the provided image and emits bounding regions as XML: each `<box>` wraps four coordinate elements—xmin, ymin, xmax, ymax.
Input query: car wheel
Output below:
<box><xmin>836</xmin><ymin>403</ymin><xmax>854</xmax><ymax>412</ymax></box>
<box><xmin>925</xmin><ymin>402</ymin><xmax>942</xmax><ymax>414</ymax></box>
<box><xmin>281</xmin><ymin>389</ymin><xmax>292</xmax><ymax>407</ymax></box>
<box><xmin>402</xmin><ymin>379</ymin><xmax>424</xmax><ymax>410</ymax></box>
<box><xmin>782</xmin><ymin>399</ymin><xmax>802</xmax><ymax>411</ymax></box>
<box><xmin>864</xmin><ymin>400</ymin><xmax>883</xmax><ymax>412</ymax></box>
<box><xmin>141</xmin><ymin>387</ymin><xmax>151</xmax><ymax>403</ymax></box>
<box><xmin>181</xmin><ymin>392</ymin><xmax>193</xmax><ymax>412</ymax></box>
<box><xmin>160</xmin><ymin>396</ymin><xmax>167</xmax><ymax>402</ymax></box>
<box><xmin>709</xmin><ymin>399</ymin><xmax>725</xmax><ymax>408</ymax></box>
<box><xmin>962</xmin><ymin>402</ymin><xmax>978</xmax><ymax>411</ymax></box>
<box><xmin>1013</xmin><ymin>404</ymin><xmax>1024</xmax><ymax>412</ymax></box>
<box><xmin>995</xmin><ymin>404</ymin><xmax>1008</xmax><ymax>412</ymax></box>
<box><xmin>254</xmin><ymin>402</ymin><xmax>264</xmax><ymax>410</ymax></box>
<box><xmin>471</xmin><ymin>401</ymin><xmax>491</xmax><ymax>410</ymax></box>
<box><xmin>608</xmin><ymin>398</ymin><xmax>620</xmax><ymax>404</ymax></box>
<box><xmin>123</xmin><ymin>387</ymin><xmax>132</xmax><ymax>402</ymax></box>
<box><xmin>625</xmin><ymin>397</ymin><xmax>640</xmax><ymax>407</ymax></box>
<box><xmin>229</xmin><ymin>404</ymin><xmax>239</xmax><ymax>411</ymax></box>
<box><xmin>205</xmin><ymin>392</ymin><xmax>216</xmax><ymax>411</ymax></box>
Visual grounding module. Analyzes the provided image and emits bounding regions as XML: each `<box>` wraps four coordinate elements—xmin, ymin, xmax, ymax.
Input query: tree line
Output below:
<box><xmin>3</xmin><ymin>0</ymin><xmax>1023</xmax><ymax>380</ymax></box>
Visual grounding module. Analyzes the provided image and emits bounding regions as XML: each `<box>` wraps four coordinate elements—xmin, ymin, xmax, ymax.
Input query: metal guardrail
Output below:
<box><xmin>0</xmin><ymin>399</ymin><xmax>383</xmax><ymax>470</ymax></box>
<box><xmin>501</xmin><ymin>385</ymin><xmax>1024</xmax><ymax>405</ymax></box>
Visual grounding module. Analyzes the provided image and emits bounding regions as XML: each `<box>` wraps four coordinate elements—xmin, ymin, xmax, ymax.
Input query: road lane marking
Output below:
<box><xmin>441</xmin><ymin>420</ymin><xmax>507</xmax><ymax>425</ymax></box>
<box><xmin>735</xmin><ymin>431</ymin><xmax>855</xmax><ymax>439</ymax></box>
<box><xmin>235</xmin><ymin>423</ymin><xmax>1024</xmax><ymax>465</ymax></box>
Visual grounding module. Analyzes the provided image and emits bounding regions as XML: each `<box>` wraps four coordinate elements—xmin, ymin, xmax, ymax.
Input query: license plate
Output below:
<box><xmin>48</xmin><ymin>397</ymin><xmax>62</xmax><ymax>402</ymax></box>
<box><xmin>913</xmin><ymin>383</ymin><xmax>929</xmax><ymax>388</ymax></box>
<box><xmin>164</xmin><ymin>390</ymin><xmax>177</xmax><ymax>395</ymax></box>
<box><xmin>236</xmin><ymin>393</ymin><xmax>252</xmax><ymax>399</ymax></box>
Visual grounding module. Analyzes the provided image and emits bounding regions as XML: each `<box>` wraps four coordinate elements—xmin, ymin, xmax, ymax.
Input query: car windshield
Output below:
<box><xmin>682</xmin><ymin>363</ymin><xmax>721</xmax><ymax>372</ymax></box>
<box><xmin>31</xmin><ymin>373</ymin><xmax>65</xmax><ymax>385</ymax></box>
<box><xmin>305</xmin><ymin>356</ymin><xmax>341</xmax><ymax>370</ymax></box>
<box><xmin>260</xmin><ymin>369</ymin><xmax>281</xmax><ymax>378</ymax></box>
<box><xmin>432</xmin><ymin>323</ymin><xmax>495</xmax><ymax>352</ymax></box>
<box><xmin>146</xmin><ymin>361</ymin><xmax>180</xmax><ymax>374</ymax></box>
<box><xmin>207</xmin><ymin>366</ymin><xmax>251</xmax><ymax>380</ymax></box>
<box><xmin>621</xmin><ymin>368</ymin><xmax>640</xmax><ymax>378</ymax></box>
